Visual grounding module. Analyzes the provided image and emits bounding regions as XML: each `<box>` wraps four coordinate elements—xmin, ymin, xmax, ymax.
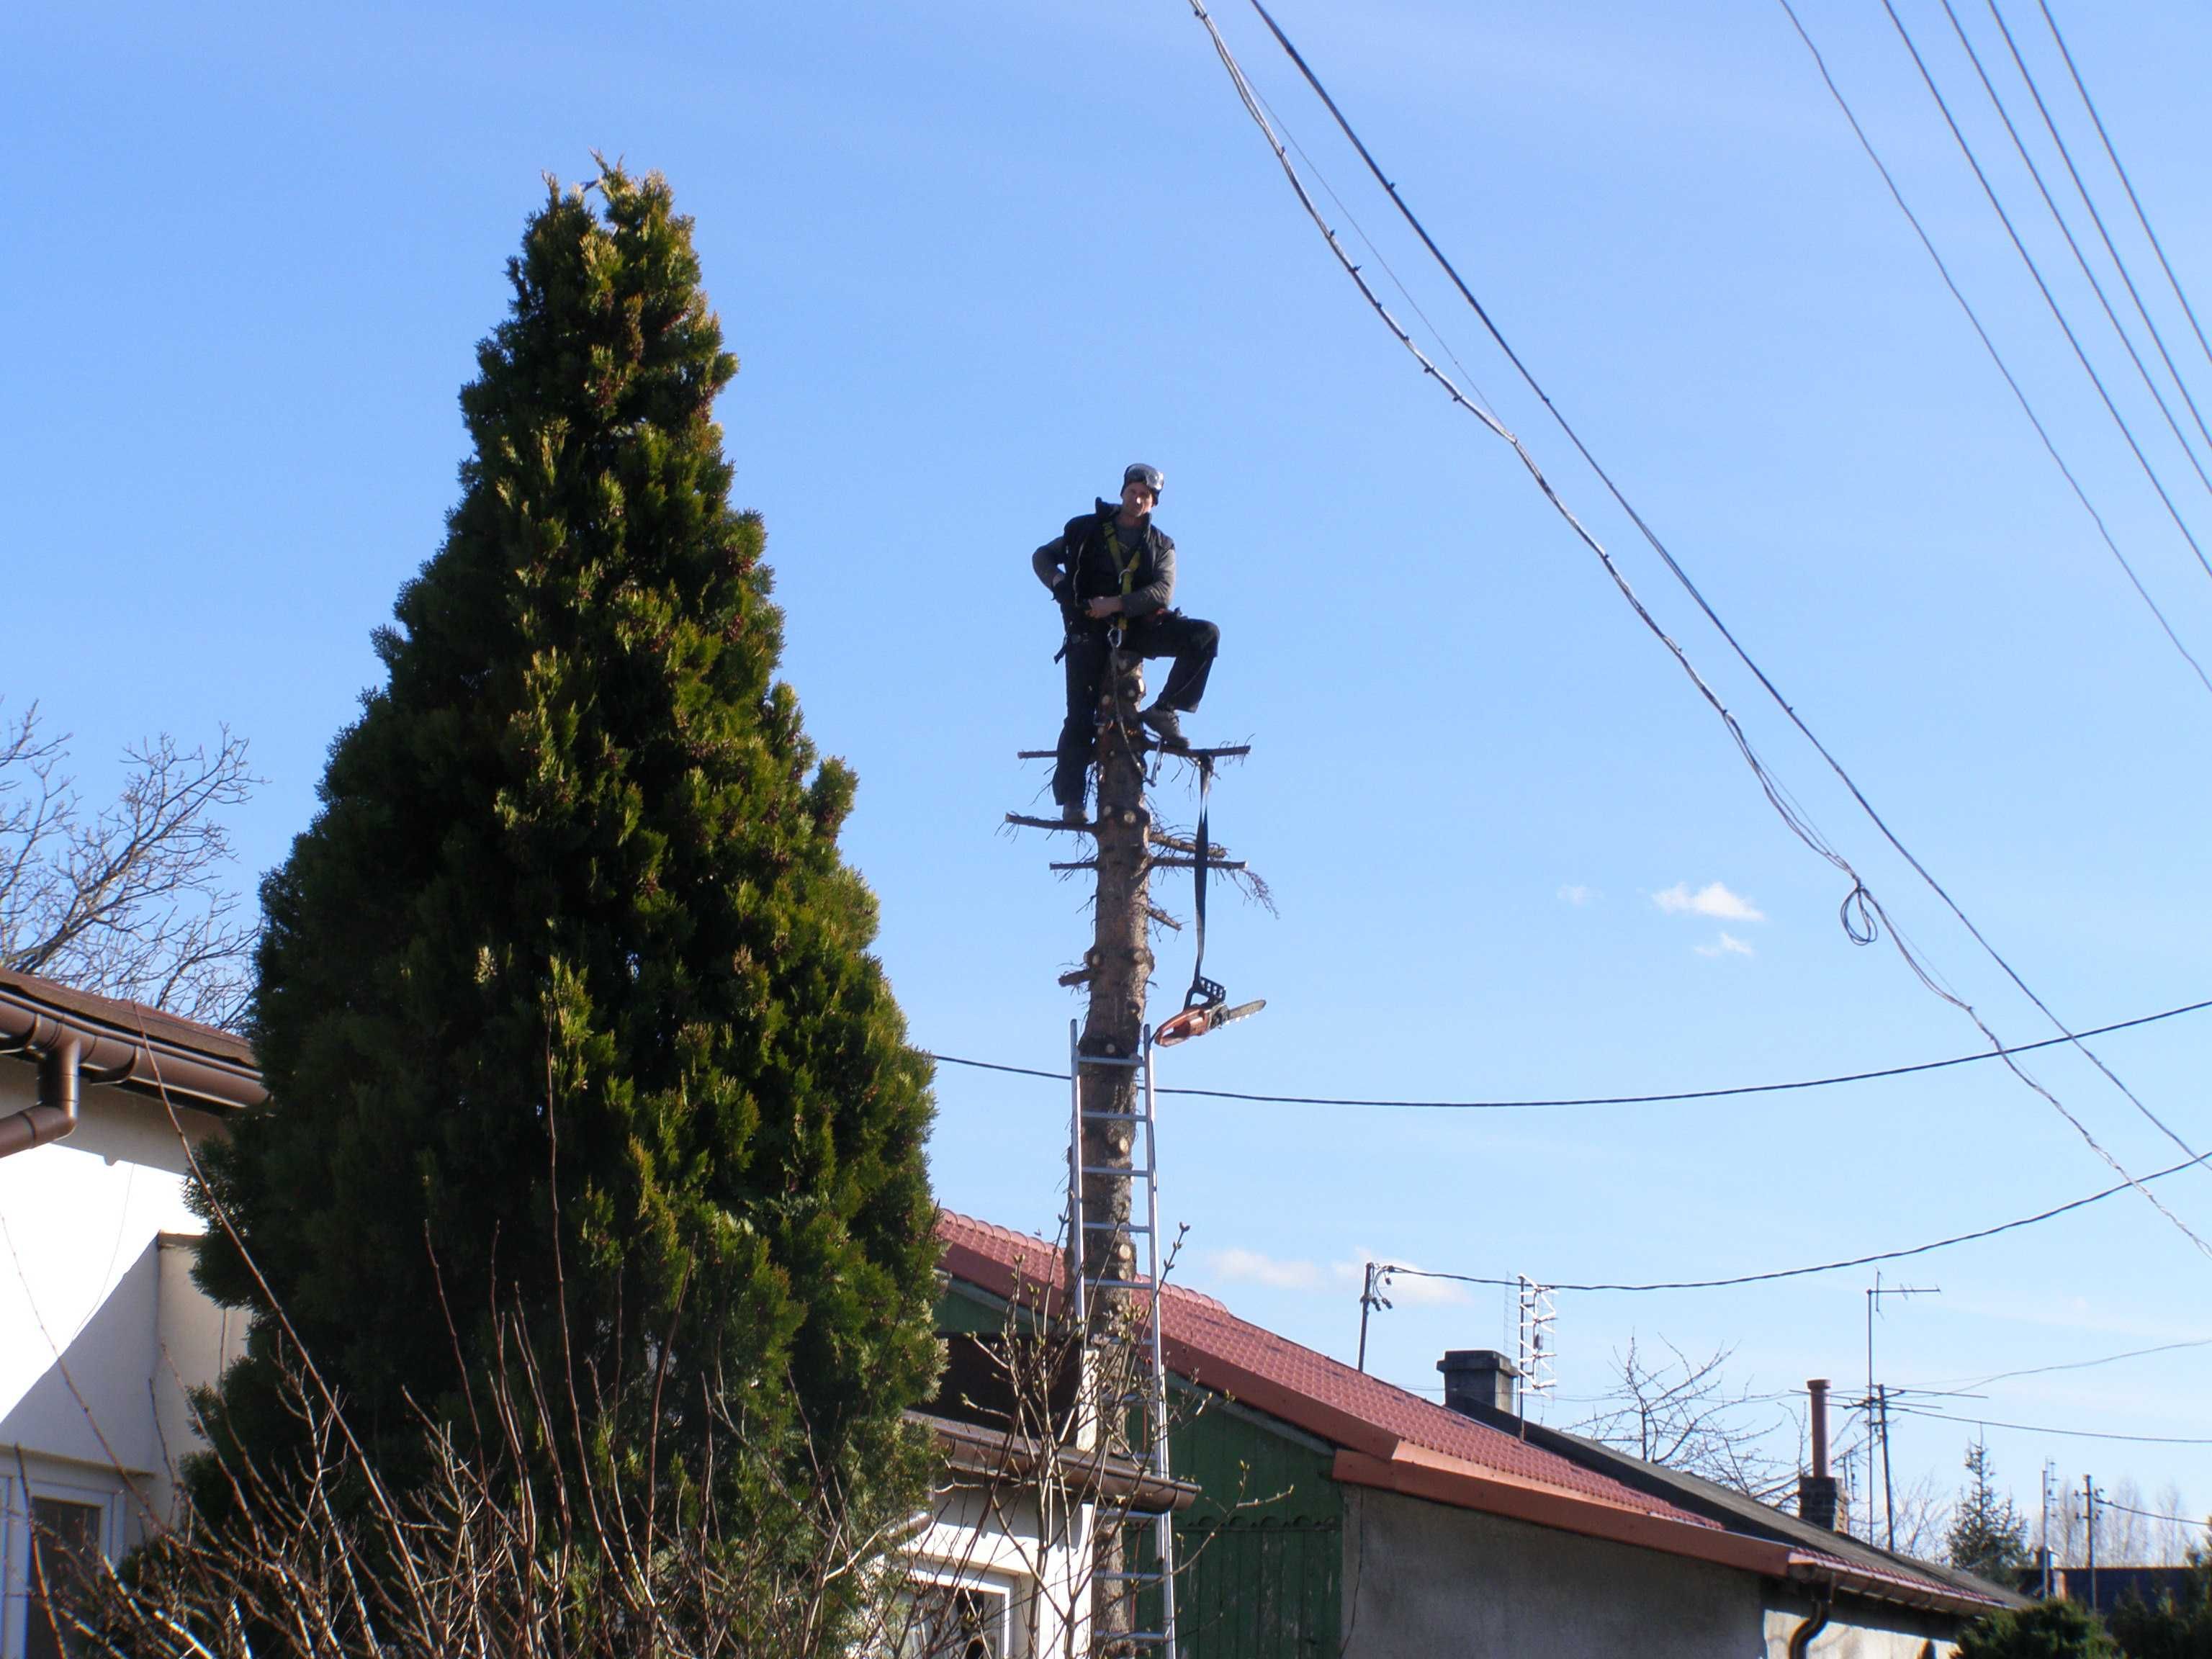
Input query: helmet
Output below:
<box><xmin>1123</xmin><ymin>462</ymin><xmax>1165</xmax><ymax>500</ymax></box>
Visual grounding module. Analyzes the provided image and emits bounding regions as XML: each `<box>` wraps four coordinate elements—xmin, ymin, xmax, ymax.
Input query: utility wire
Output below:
<box><xmin>1887</xmin><ymin>1402</ymin><xmax>2212</xmax><ymax>1446</ymax></box>
<box><xmin>1876</xmin><ymin>0</ymin><xmax>2212</xmax><ymax>585</ymax></box>
<box><xmin>1362</xmin><ymin>1147</ymin><xmax>2207</xmax><ymax>1293</ymax></box>
<box><xmin>2036</xmin><ymin>0</ymin><xmax>2212</xmax><ymax>386</ymax></box>
<box><xmin>1933</xmin><ymin>0</ymin><xmax>2212</xmax><ymax>501</ymax></box>
<box><xmin>1917</xmin><ymin>1334</ymin><xmax>2212</xmax><ymax>1393</ymax></box>
<box><xmin>1191</xmin><ymin>0</ymin><xmax>2212</xmax><ymax>1256</ymax></box>
<box><xmin>1773</xmin><ymin>0</ymin><xmax>2212</xmax><ymax>700</ymax></box>
<box><xmin>924</xmin><ymin>992</ymin><xmax>2212</xmax><ymax>1110</ymax></box>
<box><xmin>1982</xmin><ymin>0</ymin><xmax>2212</xmax><ymax>462</ymax></box>
<box><xmin>2100</xmin><ymin>1496</ymin><xmax>2212</xmax><ymax>1529</ymax></box>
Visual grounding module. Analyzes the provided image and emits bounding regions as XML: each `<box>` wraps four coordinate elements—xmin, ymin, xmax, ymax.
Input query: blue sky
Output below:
<box><xmin>9</xmin><ymin>0</ymin><xmax>2211</xmax><ymax>1542</ymax></box>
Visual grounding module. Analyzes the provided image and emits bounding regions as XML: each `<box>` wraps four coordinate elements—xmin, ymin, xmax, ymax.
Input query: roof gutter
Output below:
<box><xmin>0</xmin><ymin>981</ymin><xmax>265</xmax><ymax>1160</ymax></box>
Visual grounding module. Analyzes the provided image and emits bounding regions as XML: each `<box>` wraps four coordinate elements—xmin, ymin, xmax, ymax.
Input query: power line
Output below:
<box><xmin>1190</xmin><ymin>0</ymin><xmax>2212</xmax><ymax>1257</ymax></box>
<box><xmin>2100</xmin><ymin>1496</ymin><xmax>2212</xmax><ymax>1529</ymax></box>
<box><xmin>1980</xmin><ymin>0</ymin><xmax>2212</xmax><ymax>462</ymax></box>
<box><xmin>2035</xmin><ymin>0</ymin><xmax>2212</xmax><ymax>387</ymax></box>
<box><xmin>1876</xmin><ymin>0</ymin><xmax>2212</xmax><ymax>585</ymax></box>
<box><xmin>1931</xmin><ymin>0</ymin><xmax>2212</xmax><ymax>503</ymax></box>
<box><xmin>1887</xmin><ymin>1403</ymin><xmax>2212</xmax><ymax>1446</ymax></box>
<box><xmin>924</xmin><ymin>992</ymin><xmax>2212</xmax><ymax>1109</ymax></box>
<box><xmin>1363</xmin><ymin>1148</ymin><xmax>2206</xmax><ymax>1293</ymax></box>
<box><xmin>1920</xmin><ymin>1334</ymin><xmax>2212</xmax><ymax>1393</ymax></box>
<box><xmin>1771</xmin><ymin>0</ymin><xmax>2212</xmax><ymax>701</ymax></box>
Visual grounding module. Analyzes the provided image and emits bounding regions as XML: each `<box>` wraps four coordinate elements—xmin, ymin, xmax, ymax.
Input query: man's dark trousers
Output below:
<box><xmin>1052</xmin><ymin>612</ymin><xmax>1220</xmax><ymax>809</ymax></box>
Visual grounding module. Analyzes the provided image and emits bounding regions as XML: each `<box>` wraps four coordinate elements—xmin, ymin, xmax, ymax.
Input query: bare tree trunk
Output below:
<box><xmin>1075</xmin><ymin>649</ymin><xmax>1152</xmax><ymax>1652</ymax></box>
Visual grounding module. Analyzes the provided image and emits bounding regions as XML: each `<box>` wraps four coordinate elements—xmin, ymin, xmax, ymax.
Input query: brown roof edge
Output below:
<box><xmin>1334</xmin><ymin>1447</ymin><xmax>1788</xmax><ymax>1577</ymax></box>
<box><xmin>0</xmin><ymin>972</ymin><xmax>266</xmax><ymax>1143</ymax></box>
<box><xmin>1787</xmin><ymin>1552</ymin><xmax>2010</xmax><ymax>1618</ymax></box>
<box><xmin>912</xmin><ymin>1411</ymin><xmax>1198</xmax><ymax>1514</ymax></box>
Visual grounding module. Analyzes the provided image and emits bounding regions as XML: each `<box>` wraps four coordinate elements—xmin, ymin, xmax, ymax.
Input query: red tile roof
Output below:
<box><xmin>935</xmin><ymin>1208</ymin><xmax>1714</xmax><ymax>1525</ymax></box>
<box><xmin>935</xmin><ymin>1208</ymin><xmax>2006</xmax><ymax>1616</ymax></box>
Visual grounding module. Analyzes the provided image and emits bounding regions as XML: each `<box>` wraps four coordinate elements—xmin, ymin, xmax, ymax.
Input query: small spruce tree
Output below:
<box><xmin>1958</xmin><ymin>1597</ymin><xmax>2118</xmax><ymax>1659</ymax></box>
<box><xmin>1951</xmin><ymin>1439</ymin><xmax>2033</xmax><ymax>1581</ymax></box>
<box><xmin>191</xmin><ymin>166</ymin><xmax>938</xmax><ymax>1632</ymax></box>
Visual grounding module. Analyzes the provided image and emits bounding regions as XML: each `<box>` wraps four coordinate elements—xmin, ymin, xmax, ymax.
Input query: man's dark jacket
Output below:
<box><xmin>1032</xmin><ymin>500</ymin><xmax>1177</xmax><ymax>628</ymax></box>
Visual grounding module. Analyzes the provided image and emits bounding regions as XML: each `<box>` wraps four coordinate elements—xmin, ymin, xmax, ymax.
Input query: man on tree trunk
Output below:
<box><xmin>1033</xmin><ymin>463</ymin><xmax>1220</xmax><ymax>821</ymax></box>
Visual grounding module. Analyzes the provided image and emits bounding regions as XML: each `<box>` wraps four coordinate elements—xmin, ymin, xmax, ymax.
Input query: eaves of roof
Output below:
<box><xmin>0</xmin><ymin>968</ymin><xmax>264</xmax><ymax>1113</ymax></box>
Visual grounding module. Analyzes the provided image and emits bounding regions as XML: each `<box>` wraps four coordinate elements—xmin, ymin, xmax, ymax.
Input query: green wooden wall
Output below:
<box><xmin>1164</xmin><ymin>1389</ymin><xmax>1343</xmax><ymax>1659</ymax></box>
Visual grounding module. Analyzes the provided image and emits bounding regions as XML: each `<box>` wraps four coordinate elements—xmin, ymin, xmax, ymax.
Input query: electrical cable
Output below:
<box><xmin>1362</xmin><ymin>1147</ymin><xmax>2207</xmax><ymax>1292</ymax></box>
<box><xmin>1982</xmin><ymin>0</ymin><xmax>2212</xmax><ymax>462</ymax></box>
<box><xmin>1772</xmin><ymin>0</ymin><xmax>2212</xmax><ymax>701</ymax></box>
<box><xmin>923</xmin><ymin>991</ymin><xmax>2212</xmax><ymax>1109</ymax></box>
<box><xmin>2099</xmin><ymin>1496</ymin><xmax>2211</xmax><ymax>1529</ymax></box>
<box><xmin>1876</xmin><ymin>0</ymin><xmax>2212</xmax><ymax>585</ymax></box>
<box><xmin>1886</xmin><ymin>1403</ymin><xmax>2212</xmax><ymax>1446</ymax></box>
<box><xmin>1932</xmin><ymin>0</ymin><xmax>2212</xmax><ymax>502</ymax></box>
<box><xmin>2036</xmin><ymin>0</ymin><xmax>2212</xmax><ymax>387</ymax></box>
<box><xmin>1917</xmin><ymin>1334</ymin><xmax>2212</xmax><ymax>1393</ymax></box>
<box><xmin>1191</xmin><ymin>0</ymin><xmax>2212</xmax><ymax>1257</ymax></box>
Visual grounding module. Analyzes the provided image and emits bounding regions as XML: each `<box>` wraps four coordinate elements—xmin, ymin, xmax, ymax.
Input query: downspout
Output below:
<box><xmin>0</xmin><ymin>980</ymin><xmax>265</xmax><ymax>1160</ymax></box>
<box><xmin>0</xmin><ymin>1017</ymin><xmax>84</xmax><ymax>1159</ymax></box>
<box><xmin>1789</xmin><ymin>1575</ymin><xmax>1836</xmax><ymax>1659</ymax></box>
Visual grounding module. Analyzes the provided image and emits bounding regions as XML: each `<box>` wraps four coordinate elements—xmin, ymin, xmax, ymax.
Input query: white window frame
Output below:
<box><xmin>896</xmin><ymin>1560</ymin><xmax>1027</xmax><ymax>1658</ymax></box>
<box><xmin>1</xmin><ymin>1469</ymin><xmax>119</xmax><ymax>1659</ymax></box>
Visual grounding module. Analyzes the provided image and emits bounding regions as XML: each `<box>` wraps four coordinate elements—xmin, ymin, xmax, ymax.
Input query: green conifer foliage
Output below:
<box><xmin>191</xmin><ymin>168</ymin><xmax>938</xmax><ymax>1577</ymax></box>
<box><xmin>1951</xmin><ymin>1439</ymin><xmax>2034</xmax><ymax>1581</ymax></box>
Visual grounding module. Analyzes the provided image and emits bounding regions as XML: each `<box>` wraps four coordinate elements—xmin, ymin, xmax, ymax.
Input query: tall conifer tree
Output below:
<box><xmin>192</xmin><ymin>168</ymin><xmax>938</xmax><ymax>1595</ymax></box>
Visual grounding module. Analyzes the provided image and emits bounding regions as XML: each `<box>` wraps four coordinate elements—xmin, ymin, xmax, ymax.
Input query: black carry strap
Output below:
<box><xmin>1183</xmin><ymin>756</ymin><xmax>1224</xmax><ymax>1013</ymax></box>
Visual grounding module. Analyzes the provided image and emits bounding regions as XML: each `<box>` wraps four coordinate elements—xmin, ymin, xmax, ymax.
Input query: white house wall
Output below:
<box><xmin>0</xmin><ymin>1061</ymin><xmax>245</xmax><ymax>1507</ymax></box>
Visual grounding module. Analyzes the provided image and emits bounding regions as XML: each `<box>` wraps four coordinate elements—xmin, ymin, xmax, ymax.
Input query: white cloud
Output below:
<box><xmin>1653</xmin><ymin>881</ymin><xmax>1765</xmax><ymax>922</ymax></box>
<box><xmin>1694</xmin><ymin>932</ymin><xmax>1756</xmax><ymax>958</ymax></box>
<box><xmin>1364</xmin><ymin>1259</ymin><xmax>1471</xmax><ymax>1307</ymax></box>
<box><xmin>1557</xmin><ymin>884</ymin><xmax>1599</xmax><ymax>907</ymax></box>
<box><xmin>1205</xmin><ymin>1249</ymin><xmax>1471</xmax><ymax>1306</ymax></box>
<box><xmin>1206</xmin><ymin>1247</ymin><xmax>1322</xmax><ymax>1292</ymax></box>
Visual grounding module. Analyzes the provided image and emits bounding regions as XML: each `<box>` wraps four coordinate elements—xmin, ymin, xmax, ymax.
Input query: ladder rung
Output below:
<box><xmin>1086</xmin><ymin>1277</ymin><xmax>1162</xmax><ymax>1291</ymax></box>
<box><xmin>1079</xmin><ymin>1165</ymin><xmax>1155</xmax><ymax>1178</ymax></box>
<box><xmin>1076</xmin><ymin>1054</ymin><xmax>1146</xmax><ymax>1069</ymax></box>
<box><xmin>1094</xmin><ymin>1570</ymin><xmax>1166</xmax><ymax>1583</ymax></box>
<box><xmin>1082</xmin><ymin>1220</ymin><xmax>1153</xmax><ymax>1231</ymax></box>
<box><xmin>1080</xmin><ymin>1110</ymin><xmax>1153</xmax><ymax>1122</ymax></box>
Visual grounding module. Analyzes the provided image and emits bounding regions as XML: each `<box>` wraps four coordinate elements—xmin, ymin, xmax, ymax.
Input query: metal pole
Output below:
<box><xmin>2085</xmin><ymin>1474</ymin><xmax>2098</xmax><ymax>1611</ymax></box>
<box><xmin>1879</xmin><ymin>1383</ymin><xmax>1897</xmax><ymax>1555</ymax></box>
<box><xmin>2040</xmin><ymin>1461</ymin><xmax>2052</xmax><ymax>1599</ymax></box>
<box><xmin>1357</xmin><ymin>1264</ymin><xmax>1375</xmax><ymax>1372</ymax></box>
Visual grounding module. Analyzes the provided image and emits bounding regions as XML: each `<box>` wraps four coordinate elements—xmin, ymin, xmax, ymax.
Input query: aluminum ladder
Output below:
<box><xmin>1066</xmin><ymin>1018</ymin><xmax>1179</xmax><ymax>1658</ymax></box>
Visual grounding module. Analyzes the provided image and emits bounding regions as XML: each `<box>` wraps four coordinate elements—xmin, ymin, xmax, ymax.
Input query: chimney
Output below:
<box><xmin>1437</xmin><ymin>1349</ymin><xmax>1521</xmax><ymax>1420</ymax></box>
<box><xmin>1799</xmin><ymin>1377</ymin><xmax>1840</xmax><ymax>1530</ymax></box>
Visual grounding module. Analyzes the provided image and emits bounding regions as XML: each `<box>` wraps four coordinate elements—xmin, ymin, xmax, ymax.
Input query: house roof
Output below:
<box><xmin>1483</xmin><ymin>1408</ymin><xmax>2023</xmax><ymax>1615</ymax></box>
<box><xmin>0</xmin><ymin>968</ymin><xmax>264</xmax><ymax>1112</ymax></box>
<box><xmin>935</xmin><ymin>1208</ymin><xmax>2009</xmax><ymax>1619</ymax></box>
<box><xmin>937</xmin><ymin>1210</ymin><xmax>1722</xmax><ymax>1524</ymax></box>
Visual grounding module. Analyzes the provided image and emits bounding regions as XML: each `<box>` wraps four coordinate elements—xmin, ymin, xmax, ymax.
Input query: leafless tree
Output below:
<box><xmin>0</xmin><ymin>701</ymin><xmax>258</xmax><ymax>1028</ymax></box>
<box><xmin>1884</xmin><ymin>1469</ymin><xmax>1954</xmax><ymax>1561</ymax></box>
<box><xmin>1569</xmin><ymin>1334</ymin><xmax>1799</xmax><ymax>1506</ymax></box>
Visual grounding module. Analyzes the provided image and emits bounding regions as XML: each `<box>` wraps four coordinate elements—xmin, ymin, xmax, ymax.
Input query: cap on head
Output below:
<box><xmin>1123</xmin><ymin>462</ymin><xmax>1164</xmax><ymax>500</ymax></box>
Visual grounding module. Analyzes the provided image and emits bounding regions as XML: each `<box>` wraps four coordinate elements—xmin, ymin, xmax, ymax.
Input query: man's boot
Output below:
<box><xmin>1140</xmin><ymin>703</ymin><xmax>1186</xmax><ymax>750</ymax></box>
